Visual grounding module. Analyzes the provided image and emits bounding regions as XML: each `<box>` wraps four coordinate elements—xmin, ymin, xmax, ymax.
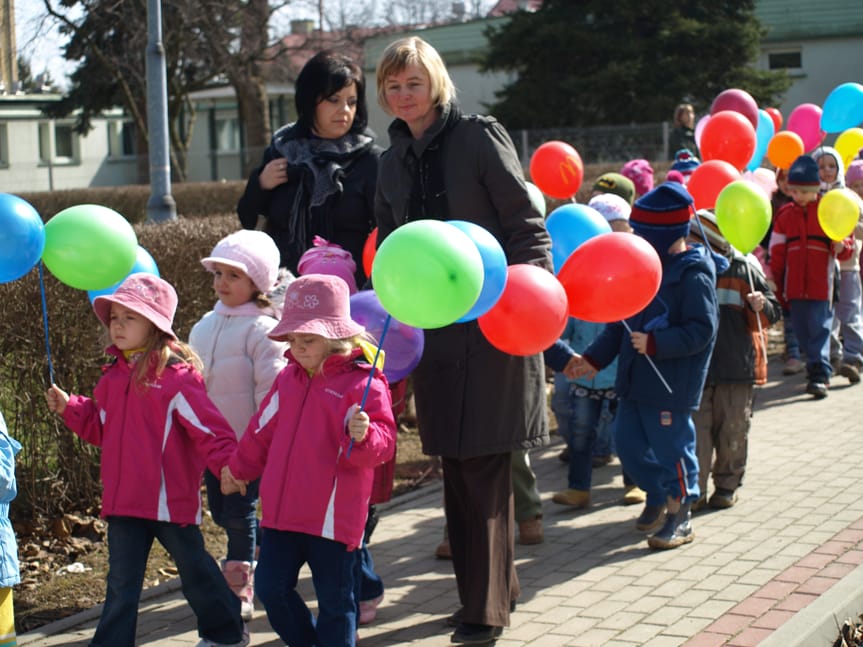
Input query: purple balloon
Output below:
<box><xmin>350</xmin><ymin>290</ymin><xmax>424</xmax><ymax>383</ymax></box>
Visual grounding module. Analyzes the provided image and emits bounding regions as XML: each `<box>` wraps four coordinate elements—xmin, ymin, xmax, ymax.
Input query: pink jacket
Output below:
<box><xmin>229</xmin><ymin>348</ymin><xmax>396</xmax><ymax>550</ymax></box>
<box><xmin>62</xmin><ymin>347</ymin><xmax>237</xmax><ymax>525</ymax></box>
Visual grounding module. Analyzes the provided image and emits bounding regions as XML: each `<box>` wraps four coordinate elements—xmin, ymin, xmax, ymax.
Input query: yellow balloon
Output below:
<box><xmin>818</xmin><ymin>188</ymin><xmax>861</xmax><ymax>241</ymax></box>
<box><xmin>835</xmin><ymin>128</ymin><xmax>863</xmax><ymax>171</ymax></box>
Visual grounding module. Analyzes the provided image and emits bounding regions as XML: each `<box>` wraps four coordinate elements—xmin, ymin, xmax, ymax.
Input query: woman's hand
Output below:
<box><xmin>259</xmin><ymin>158</ymin><xmax>289</xmax><ymax>190</ymax></box>
<box><xmin>46</xmin><ymin>384</ymin><xmax>69</xmax><ymax>415</ymax></box>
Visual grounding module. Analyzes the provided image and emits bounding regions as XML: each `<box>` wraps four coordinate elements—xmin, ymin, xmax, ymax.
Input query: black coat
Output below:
<box><xmin>237</xmin><ymin>124</ymin><xmax>380</xmax><ymax>285</ymax></box>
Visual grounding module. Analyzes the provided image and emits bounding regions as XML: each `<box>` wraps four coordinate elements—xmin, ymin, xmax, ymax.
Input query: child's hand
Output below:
<box><xmin>746</xmin><ymin>291</ymin><xmax>766</xmax><ymax>313</ymax></box>
<box><xmin>564</xmin><ymin>354</ymin><xmax>596</xmax><ymax>380</ymax></box>
<box><xmin>347</xmin><ymin>406</ymin><xmax>370</xmax><ymax>444</ymax></box>
<box><xmin>630</xmin><ymin>331</ymin><xmax>650</xmax><ymax>355</ymax></box>
<box><xmin>220</xmin><ymin>465</ymin><xmax>247</xmax><ymax>496</ymax></box>
<box><xmin>46</xmin><ymin>384</ymin><xmax>69</xmax><ymax>415</ymax></box>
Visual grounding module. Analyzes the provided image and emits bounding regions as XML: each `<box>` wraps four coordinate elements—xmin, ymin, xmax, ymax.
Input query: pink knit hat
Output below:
<box><xmin>847</xmin><ymin>160</ymin><xmax>863</xmax><ymax>185</ymax></box>
<box><xmin>93</xmin><ymin>273</ymin><xmax>178</xmax><ymax>339</ymax></box>
<box><xmin>268</xmin><ymin>274</ymin><xmax>365</xmax><ymax>341</ymax></box>
<box><xmin>201</xmin><ymin>230</ymin><xmax>281</xmax><ymax>293</ymax></box>
<box><xmin>297</xmin><ymin>236</ymin><xmax>358</xmax><ymax>294</ymax></box>
<box><xmin>620</xmin><ymin>159</ymin><xmax>655</xmax><ymax>197</ymax></box>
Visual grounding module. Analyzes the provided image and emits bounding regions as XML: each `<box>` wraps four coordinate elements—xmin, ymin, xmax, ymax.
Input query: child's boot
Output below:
<box><xmin>223</xmin><ymin>560</ymin><xmax>254</xmax><ymax>621</ymax></box>
<box><xmin>647</xmin><ymin>503</ymin><xmax>694</xmax><ymax>550</ymax></box>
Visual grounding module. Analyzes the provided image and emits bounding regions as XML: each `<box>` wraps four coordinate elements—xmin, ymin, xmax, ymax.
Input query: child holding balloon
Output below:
<box><xmin>769</xmin><ymin>155</ymin><xmax>853</xmax><ymax>399</ymax></box>
<box><xmin>45</xmin><ymin>273</ymin><xmax>248</xmax><ymax>647</ymax></box>
<box><xmin>220</xmin><ymin>274</ymin><xmax>396</xmax><ymax>647</ymax></box>
<box><xmin>569</xmin><ymin>182</ymin><xmax>720</xmax><ymax>550</ymax></box>
<box><xmin>189</xmin><ymin>229</ymin><xmax>288</xmax><ymax>621</ymax></box>
<box><xmin>0</xmin><ymin>409</ymin><xmax>21</xmax><ymax>647</ymax></box>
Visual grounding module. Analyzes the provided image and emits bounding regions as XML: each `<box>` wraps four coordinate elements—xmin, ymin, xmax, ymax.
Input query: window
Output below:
<box><xmin>38</xmin><ymin>121</ymin><xmax>80</xmax><ymax>164</ymax></box>
<box><xmin>215</xmin><ymin>117</ymin><xmax>240</xmax><ymax>152</ymax></box>
<box><xmin>108</xmin><ymin>120</ymin><xmax>136</xmax><ymax>158</ymax></box>
<box><xmin>768</xmin><ymin>51</ymin><xmax>802</xmax><ymax>70</ymax></box>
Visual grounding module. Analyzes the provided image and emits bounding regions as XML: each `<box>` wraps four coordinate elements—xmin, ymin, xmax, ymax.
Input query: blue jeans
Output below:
<box><xmin>783</xmin><ymin>307</ymin><xmax>801</xmax><ymax>360</ymax></box>
<box><xmin>255</xmin><ymin>529</ymin><xmax>357</xmax><ymax>646</ymax></box>
<box><xmin>832</xmin><ymin>270</ymin><xmax>863</xmax><ymax>366</ymax></box>
<box><xmin>204</xmin><ymin>469</ymin><xmax>260</xmax><ymax>562</ymax></box>
<box><xmin>789</xmin><ymin>299</ymin><xmax>833</xmax><ymax>382</ymax></box>
<box><xmin>91</xmin><ymin>516</ymin><xmax>243</xmax><ymax>647</ymax></box>
<box><xmin>552</xmin><ymin>379</ymin><xmax>615</xmax><ymax>490</ymax></box>
<box><xmin>358</xmin><ymin>506</ymin><xmax>383</xmax><ymax>604</ymax></box>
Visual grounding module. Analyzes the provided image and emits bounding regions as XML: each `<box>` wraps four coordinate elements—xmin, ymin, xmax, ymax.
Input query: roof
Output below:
<box><xmin>755</xmin><ymin>0</ymin><xmax>863</xmax><ymax>41</ymax></box>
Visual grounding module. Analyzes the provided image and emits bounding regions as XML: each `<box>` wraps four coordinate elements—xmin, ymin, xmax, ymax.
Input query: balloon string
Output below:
<box><xmin>621</xmin><ymin>320</ymin><xmax>672</xmax><ymax>394</ymax></box>
<box><xmin>744</xmin><ymin>261</ymin><xmax>768</xmax><ymax>369</ymax></box>
<box><xmin>347</xmin><ymin>314</ymin><xmax>391</xmax><ymax>458</ymax></box>
<box><xmin>39</xmin><ymin>262</ymin><xmax>55</xmax><ymax>385</ymax></box>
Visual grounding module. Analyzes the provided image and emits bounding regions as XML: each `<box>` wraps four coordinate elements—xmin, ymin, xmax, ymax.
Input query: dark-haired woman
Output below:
<box><xmin>237</xmin><ymin>49</ymin><xmax>380</xmax><ymax>287</ymax></box>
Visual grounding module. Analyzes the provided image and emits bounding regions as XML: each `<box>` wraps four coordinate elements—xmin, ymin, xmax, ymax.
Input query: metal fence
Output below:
<box><xmin>511</xmin><ymin>122</ymin><xmax>672</xmax><ymax>168</ymax></box>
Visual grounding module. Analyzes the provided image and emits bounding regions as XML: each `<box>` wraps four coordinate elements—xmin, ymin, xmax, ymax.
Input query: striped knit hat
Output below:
<box><xmin>690</xmin><ymin>209</ymin><xmax>730</xmax><ymax>254</ymax></box>
<box><xmin>630</xmin><ymin>182</ymin><xmax>694</xmax><ymax>258</ymax></box>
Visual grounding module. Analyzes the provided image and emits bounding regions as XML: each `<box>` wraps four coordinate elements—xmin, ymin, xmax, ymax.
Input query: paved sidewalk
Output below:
<box><xmin>20</xmin><ymin>355</ymin><xmax>863</xmax><ymax>646</ymax></box>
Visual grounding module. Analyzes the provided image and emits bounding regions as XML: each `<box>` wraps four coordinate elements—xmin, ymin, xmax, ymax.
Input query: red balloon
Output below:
<box><xmin>478</xmin><ymin>264</ymin><xmax>568</xmax><ymax>356</ymax></box>
<box><xmin>529</xmin><ymin>141</ymin><xmax>584</xmax><ymax>200</ymax></box>
<box><xmin>765</xmin><ymin>107</ymin><xmax>783</xmax><ymax>132</ymax></box>
<box><xmin>699</xmin><ymin>110</ymin><xmax>757</xmax><ymax>170</ymax></box>
<box><xmin>710</xmin><ymin>88</ymin><xmax>759</xmax><ymax>130</ymax></box>
<box><xmin>362</xmin><ymin>227</ymin><xmax>378</xmax><ymax>278</ymax></box>
<box><xmin>687</xmin><ymin>160</ymin><xmax>740</xmax><ymax>210</ymax></box>
<box><xmin>558</xmin><ymin>233</ymin><xmax>661</xmax><ymax>323</ymax></box>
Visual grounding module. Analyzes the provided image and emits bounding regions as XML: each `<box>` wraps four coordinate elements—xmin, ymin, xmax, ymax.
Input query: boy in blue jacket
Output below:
<box><xmin>570</xmin><ymin>182</ymin><xmax>720</xmax><ymax>549</ymax></box>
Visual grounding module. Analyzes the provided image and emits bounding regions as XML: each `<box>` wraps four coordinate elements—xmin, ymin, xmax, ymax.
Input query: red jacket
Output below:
<box><xmin>229</xmin><ymin>348</ymin><xmax>396</xmax><ymax>550</ymax></box>
<box><xmin>769</xmin><ymin>197</ymin><xmax>851</xmax><ymax>303</ymax></box>
<box><xmin>62</xmin><ymin>348</ymin><xmax>238</xmax><ymax>525</ymax></box>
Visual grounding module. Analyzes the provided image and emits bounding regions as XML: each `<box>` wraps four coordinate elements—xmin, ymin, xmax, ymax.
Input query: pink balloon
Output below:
<box><xmin>694</xmin><ymin>114</ymin><xmax>710</xmax><ymax>149</ymax></box>
<box><xmin>710</xmin><ymin>88</ymin><xmax>759</xmax><ymax>130</ymax></box>
<box><xmin>742</xmin><ymin>168</ymin><xmax>778</xmax><ymax>200</ymax></box>
<box><xmin>786</xmin><ymin>103</ymin><xmax>825</xmax><ymax>152</ymax></box>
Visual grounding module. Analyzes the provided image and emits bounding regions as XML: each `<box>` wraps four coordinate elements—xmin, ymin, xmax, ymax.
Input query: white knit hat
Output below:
<box><xmin>201</xmin><ymin>230</ymin><xmax>281</xmax><ymax>293</ymax></box>
<box><xmin>588</xmin><ymin>193</ymin><xmax>631</xmax><ymax>223</ymax></box>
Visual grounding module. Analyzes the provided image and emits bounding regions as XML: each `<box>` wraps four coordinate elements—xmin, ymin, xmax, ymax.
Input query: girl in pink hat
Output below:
<box><xmin>189</xmin><ymin>229</ymin><xmax>289</xmax><ymax>621</ymax></box>
<box><xmin>46</xmin><ymin>273</ymin><xmax>248</xmax><ymax>647</ymax></box>
<box><xmin>221</xmin><ymin>274</ymin><xmax>396</xmax><ymax>647</ymax></box>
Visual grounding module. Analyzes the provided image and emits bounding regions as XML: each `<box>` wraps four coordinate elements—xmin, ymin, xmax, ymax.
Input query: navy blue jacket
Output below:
<box><xmin>583</xmin><ymin>244</ymin><xmax>719</xmax><ymax>411</ymax></box>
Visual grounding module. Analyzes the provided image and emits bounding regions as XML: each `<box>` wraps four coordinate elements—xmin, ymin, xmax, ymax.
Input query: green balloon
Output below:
<box><xmin>42</xmin><ymin>204</ymin><xmax>138</xmax><ymax>290</ymax></box>
<box><xmin>714</xmin><ymin>181</ymin><xmax>771</xmax><ymax>255</ymax></box>
<box><xmin>371</xmin><ymin>220</ymin><xmax>484</xmax><ymax>329</ymax></box>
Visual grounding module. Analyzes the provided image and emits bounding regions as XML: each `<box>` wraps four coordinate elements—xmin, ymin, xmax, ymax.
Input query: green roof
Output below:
<box><xmin>755</xmin><ymin>0</ymin><xmax>863</xmax><ymax>41</ymax></box>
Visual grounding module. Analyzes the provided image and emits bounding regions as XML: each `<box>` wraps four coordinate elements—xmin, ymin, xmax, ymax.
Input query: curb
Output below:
<box><xmin>18</xmin><ymin>576</ymin><xmax>183</xmax><ymax>643</ymax></box>
<box><xmin>760</xmin><ymin>561</ymin><xmax>863</xmax><ymax>647</ymax></box>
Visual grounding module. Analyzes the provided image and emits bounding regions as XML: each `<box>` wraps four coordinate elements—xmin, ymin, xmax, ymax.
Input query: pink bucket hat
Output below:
<box><xmin>297</xmin><ymin>236</ymin><xmax>358</xmax><ymax>295</ymax></box>
<box><xmin>620</xmin><ymin>159</ymin><xmax>655</xmax><ymax>197</ymax></box>
<box><xmin>201</xmin><ymin>230</ymin><xmax>281</xmax><ymax>294</ymax></box>
<box><xmin>268</xmin><ymin>274</ymin><xmax>365</xmax><ymax>341</ymax></box>
<box><xmin>93</xmin><ymin>273</ymin><xmax>178</xmax><ymax>339</ymax></box>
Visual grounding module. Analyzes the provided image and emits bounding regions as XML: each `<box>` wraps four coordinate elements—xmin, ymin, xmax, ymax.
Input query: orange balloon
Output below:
<box><xmin>767</xmin><ymin>131</ymin><xmax>805</xmax><ymax>170</ymax></box>
<box><xmin>686</xmin><ymin>160</ymin><xmax>740</xmax><ymax>210</ymax></box>
<box><xmin>362</xmin><ymin>227</ymin><xmax>377</xmax><ymax>278</ymax></box>
<box><xmin>699</xmin><ymin>110</ymin><xmax>757</xmax><ymax>171</ymax></box>
<box><xmin>529</xmin><ymin>141</ymin><xmax>584</xmax><ymax>200</ymax></box>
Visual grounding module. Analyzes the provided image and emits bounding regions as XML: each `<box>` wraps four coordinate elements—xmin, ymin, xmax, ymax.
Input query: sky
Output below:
<box><xmin>14</xmin><ymin>2</ymin><xmax>76</xmax><ymax>89</ymax></box>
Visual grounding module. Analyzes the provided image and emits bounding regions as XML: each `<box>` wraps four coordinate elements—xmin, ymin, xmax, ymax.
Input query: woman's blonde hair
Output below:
<box><xmin>376</xmin><ymin>36</ymin><xmax>456</xmax><ymax>115</ymax></box>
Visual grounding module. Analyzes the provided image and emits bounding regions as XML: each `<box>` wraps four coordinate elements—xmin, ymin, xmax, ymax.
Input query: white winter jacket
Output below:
<box><xmin>190</xmin><ymin>301</ymin><xmax>287</xmax><ymax>439</ymax></box>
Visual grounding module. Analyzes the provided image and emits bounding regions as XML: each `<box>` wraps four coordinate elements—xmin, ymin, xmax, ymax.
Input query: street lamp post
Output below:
<box><xmin>145</xmin><ymin>0</ymin><xmax>176</xmax><ymax>223</ymax></box>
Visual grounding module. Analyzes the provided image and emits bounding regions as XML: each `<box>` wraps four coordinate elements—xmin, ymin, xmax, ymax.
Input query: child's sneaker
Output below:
<box><xmin>622</xmin><ymin>484</ymin><xmax>647</xmax><ymax>505</ymax></box>
<box><xmin>782</xmin><ymin>357</ymin><xmax>805</xmax><ymax>375</ymax></box>
<box><xmin>839</xmin><ymin>363</ymin><xmax>861</xmax><ymax>384</ymax></box>
<box><xmin>708</xmin><ymin>488</ymin><xmax>738</xmax><ymax>509</ymax></box>
<box><xmin>551</xmin><ymin>488</ymin><xmax>590</xmax><ymax>508</ymax></box>
<box><xmin>805</xmin><ymin>381</ymin><xmax>828</xmax><ymax>399</ymax></box>
<box><xmin>196</xmin><ymin>624</ymin><xmax>249</xmax><ymax>647</ymax></box>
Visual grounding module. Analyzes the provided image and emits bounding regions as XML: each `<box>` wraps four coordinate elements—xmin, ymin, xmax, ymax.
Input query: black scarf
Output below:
<box><xmin>405</xmin><ymin>103</ymin><xmax>463</xmax><ymax>223</ymax></box>
<box><xmin>272</xmin><ymin>125</ymin><xmax>374</xmax><ymax>266</ymax></box>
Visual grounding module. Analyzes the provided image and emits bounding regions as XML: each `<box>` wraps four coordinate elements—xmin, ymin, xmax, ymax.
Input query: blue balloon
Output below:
<box><xmin>0</xmin><ymin>193</ymin><xmax>45</xmax><ymax>283</ymax></box>
<box><xmin>746</xmin><ymin>109</ymin><xmax>775</xmax><ymax>171</ymax></box>
<box><xmin>821</xmin><ymin>83</ymin><xmax>863</xmax><ymax>133</ymax></box>
<box><xmin>87</xmin><ymin>245</ymin><xmax>159</xmax><ymax>302</ymax></box>
<box><xmin>546</xmin><ymin>204</ymin><xmax>611</xmax><ymax>274</ymax></box>
<box><xmin>446</xmin><ymin>220</ymin><xmax>509</xmax><ymax>322</ymax></box>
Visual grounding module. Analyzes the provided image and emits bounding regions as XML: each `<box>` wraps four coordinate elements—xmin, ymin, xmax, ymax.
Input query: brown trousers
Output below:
<box><xmin>442</xmin><ymin>453</ymin><xmax>519</xmax><ymax>627</ymax></box>
<box><xmin>692</xmin><ymin>383</ymin><xmax>754</xmax><ymax>494</ymax></box>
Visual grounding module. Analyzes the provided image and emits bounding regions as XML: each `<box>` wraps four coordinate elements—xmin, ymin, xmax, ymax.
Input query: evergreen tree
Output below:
<box><xmin>482</xmin><ymin>0</ymin><xmax>791</xmax><ymax>128</ymax></box>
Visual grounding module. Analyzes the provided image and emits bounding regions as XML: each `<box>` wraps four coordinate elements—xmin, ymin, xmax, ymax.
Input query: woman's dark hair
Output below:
<box><xmin>295</xmin><ymin>50</ymin><xmax>368</xmax><ymax>134</ymax></box>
